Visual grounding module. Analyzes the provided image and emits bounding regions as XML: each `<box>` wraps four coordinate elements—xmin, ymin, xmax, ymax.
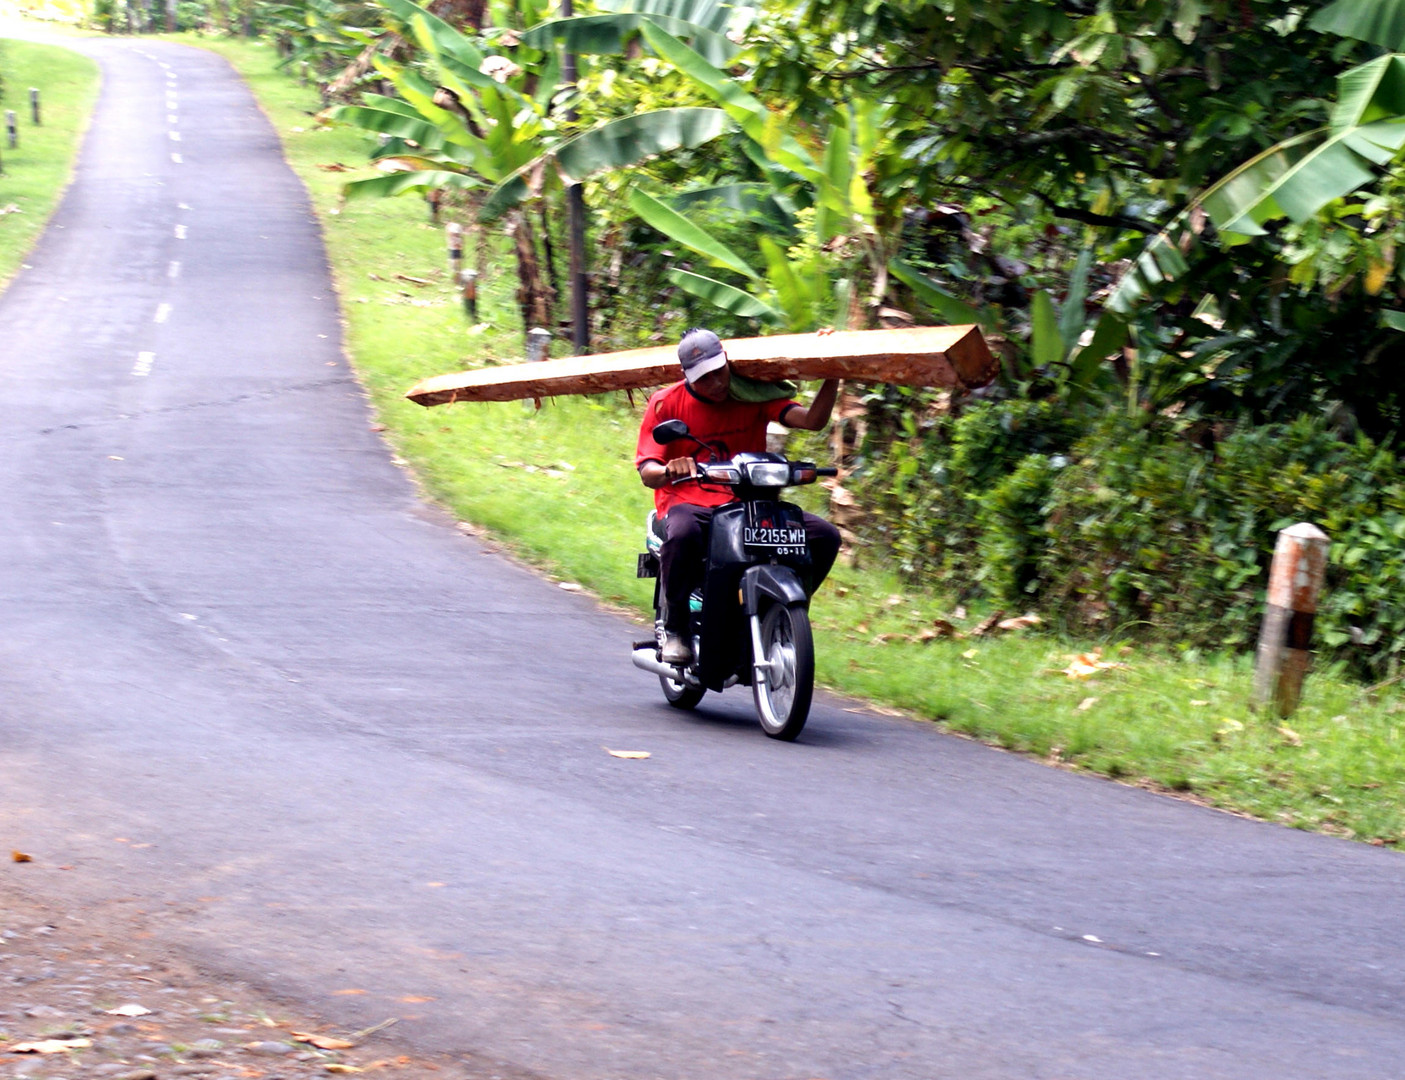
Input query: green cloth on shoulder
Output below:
<box><xmin>728</xmin><ymin>372</ymin><xmax>797</xmax><ymax>402</ymax></box>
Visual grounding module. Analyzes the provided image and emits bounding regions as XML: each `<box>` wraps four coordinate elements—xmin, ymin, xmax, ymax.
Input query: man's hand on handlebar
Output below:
<box><xmin>665</xmin><ymin>456</ymin><xmax>699</xmax><ymax>484</ymax></box>
<box><xmin>639</xmin><ymin>457</ymin><xmax>699</xmax><ymax>490</ymax></box>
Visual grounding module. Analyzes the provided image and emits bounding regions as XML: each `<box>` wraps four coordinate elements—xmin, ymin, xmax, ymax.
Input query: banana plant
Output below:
<box><xmin>1102</xmin><ymin>2</ymin><xmax>1405</xmax><ymax>341</ymax></box>
<box><xmin>330</xmin><ymin>0</ymin><xmax>737</xmax><ymax>330</ymax></box>
<box><xmin>590</xmin><ymin>22</ymin><xmax>927</xmax><ymax>333</ymax></box>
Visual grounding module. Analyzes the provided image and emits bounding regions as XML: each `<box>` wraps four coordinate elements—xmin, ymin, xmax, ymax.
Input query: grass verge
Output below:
<box><xmin>191</xmin><ymin>33</ymin><xmax>1405</xmax><ymax>846</ymax></box>
<box><xmin>0</xmin><ymin>34</ymin><xmax>98</xmax><ymax>287</ymax></box>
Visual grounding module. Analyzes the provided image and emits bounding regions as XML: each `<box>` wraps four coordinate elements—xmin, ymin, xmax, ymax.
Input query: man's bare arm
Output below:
<box><xmin>781</xmin><ymin>378</ymin><xmax>841</xmax><ymax>431</ymax></box>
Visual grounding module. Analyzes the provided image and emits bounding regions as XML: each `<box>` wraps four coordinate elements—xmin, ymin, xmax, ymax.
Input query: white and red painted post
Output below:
<box><xmin>1253</xmin><ymin>523</ymin><xmax>1330</xmax><ymax>716</ymax></box>
<box><xmin>445</xmin><ymin>222</ymin><xmax>463</xmax><ymax>279</ymax></box>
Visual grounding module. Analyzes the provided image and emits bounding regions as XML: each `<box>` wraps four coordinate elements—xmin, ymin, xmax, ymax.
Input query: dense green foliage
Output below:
<box><xmin>850</xmin><ymin>402</ymin><xmax>1405</xmax><ymax>677</ymax></box>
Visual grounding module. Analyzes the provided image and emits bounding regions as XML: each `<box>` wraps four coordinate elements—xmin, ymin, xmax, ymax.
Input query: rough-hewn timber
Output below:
<box><xmin>405</xmin><ymin>325</ymin><xmax>997</xmax><ymax>406</ymax></box>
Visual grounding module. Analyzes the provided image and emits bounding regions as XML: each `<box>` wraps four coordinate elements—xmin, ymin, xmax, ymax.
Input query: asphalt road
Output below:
<box><xmin>3</xmin><ymin>33</ymin><xmax>1405</xmax><ymax>1080</ymax></box>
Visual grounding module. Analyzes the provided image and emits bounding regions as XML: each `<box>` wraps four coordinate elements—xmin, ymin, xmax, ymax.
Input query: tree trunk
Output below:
<box><xmin>509</xmin><ymin>209</ymin><xmax>554</xmax><ymax>336</ymax></box>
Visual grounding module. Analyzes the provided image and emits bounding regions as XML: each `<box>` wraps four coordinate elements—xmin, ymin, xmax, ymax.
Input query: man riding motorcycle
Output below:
<box><xmin>635</xmin><ymin>328</ymin><xmax>843</xmax><ymax>665</ymax></box>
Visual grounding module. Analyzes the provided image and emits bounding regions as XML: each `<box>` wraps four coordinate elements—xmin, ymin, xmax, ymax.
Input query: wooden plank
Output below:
<box><xmin>405</xmin><ymin>325</ymin><xmax>997</xmax><ymax>406</ymax></box>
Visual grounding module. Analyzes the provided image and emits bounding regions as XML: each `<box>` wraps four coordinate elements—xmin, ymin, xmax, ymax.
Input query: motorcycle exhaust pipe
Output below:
<box><xmin>632</xmin><ymin>647</ymin><xmax>686</xmax><ymax>680</ymax></box>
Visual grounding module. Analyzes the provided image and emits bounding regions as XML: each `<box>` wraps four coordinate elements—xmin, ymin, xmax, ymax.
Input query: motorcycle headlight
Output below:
<box><xmin>744</xmin><ymin>461</ymin><xmax>792</xmax><ymax>487</ymax></box>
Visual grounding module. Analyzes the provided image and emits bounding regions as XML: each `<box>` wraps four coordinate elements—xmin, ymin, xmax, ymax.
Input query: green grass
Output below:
<box><xmin>188</xmin><ymin>34</ymin><xmax>1405</xmax><ymax>847</ymax></box>
<box><xmin>0</xmin><ymin>36</ymin><xmax>99</xmax><ymax>287</ymax></box>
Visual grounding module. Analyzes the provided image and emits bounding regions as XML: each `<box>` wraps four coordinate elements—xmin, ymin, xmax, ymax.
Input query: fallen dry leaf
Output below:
<box><xmin>1077</xmin><ymin>697</ymin><xmax>1098</xmax><ymax>711</ymax></box>
<box><xmin>1060</xmin><ymin>650</ymin><xmax>1127</xmax><ymax>679</ymax></box>
<box><xmin>11</xmin><ymin>851</ymin><xmax>32</xmax><ymax>863</ymax></box>
<box><xmin>293</xmin><ymin>1032</ymin><xmax>356</xmax><ymax>1050</ymax></box>
<box><xmin>332</xmin><ymin>989</ymin><xmax>369</xmax><ymax>996</ymax></box>
<box><xmin>1278</xmin><ymin>724</ymin><xmax>1303</xmax><ymax>747</ymax></box>
<box><xmin>606</xmin><ymin>749</ymin><xmax>651</xmax><ymax>759</ymax></box>
<box><xmin>968</xmin><ymin>611</ymin><xmax>1007</xmax><ymax>637</ymax></box>
<box><xmin>961</xmin><ymin>648</ymin><xmax>979</xmax><ymax>660</ymax></box>
<box><xmin>9</xmin><ymin>1039</ymin><xmax>92</xmax><ymax>1054</ymax></box>
<box><xmin>324</xmin><ymin>1067</ymin><xmax>363</xmax><ymax>1075</ymax></box>
<box><xmin>1189</xmin><ymin>699</ymin><xmax>1210</xmax><ymax>707</ymax></box>
<box><xmin>399</xmin><ymin>995</ymin><xmax>435</xmax><ymax>1004</ymax></box>
<box><xmin>105</xmin><ymin>1003</ymin><xmax>153</xmax><ymax>1016</ymax></box>
<box><xmin>996</xmin><ymin>613</ymin><xmax>1042</xmax><ymax>631</ymax></box>
<box><xmin>317</xmin><ymin>162</ymin><xmax>352</xmax><ymax>171</ymax></box>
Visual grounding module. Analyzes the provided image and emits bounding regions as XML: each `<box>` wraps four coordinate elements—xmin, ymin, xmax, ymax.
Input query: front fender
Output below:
<box><xmin>741</xmin><ymin>564</ymin><xmax>807</xmax><ymax>615</ymax></box>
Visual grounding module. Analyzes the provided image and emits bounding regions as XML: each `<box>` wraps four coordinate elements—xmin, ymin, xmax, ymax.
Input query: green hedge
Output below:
<box><xmin>853</xmin><ymin>403</ymin><xmax>1405</xmax><ymax>678</ymax></box>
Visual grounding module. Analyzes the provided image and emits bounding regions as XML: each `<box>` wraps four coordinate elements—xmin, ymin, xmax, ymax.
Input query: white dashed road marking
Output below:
<box><xmin>132</xmin><ymin>352</ymin><xmax>155</xmax><ymax>377</ymax></box>
<box><xmin>154</xmin><ymin>303</ymin><xmax>172</xmax><ymax>324</ymax></box>
<box><xmin>174</xmin><ymin>224</ymin><xmax>187</xmax><ymax>240</ymax></box>
<box><xmin>168</xmin><ymin>260</ymin><xmax>181</xmax><ymax>279</ymax></box>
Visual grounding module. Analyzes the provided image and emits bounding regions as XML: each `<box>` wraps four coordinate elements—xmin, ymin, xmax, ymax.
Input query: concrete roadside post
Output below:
<box><xmin>1252</xmin><ymin>522</ymin><xmax>1329</xmax><ymax>716</ymax></box>
<box><xmin>6</xmin><ymin>111</ymin><xmax>16</xmax><ymax>150</ymax></box>
<box><xmin>445</xmin><ymin>222</ymin><xmax>463</xmax><ymax>279</ymax></box>
<box><xmin>527</xmin><ymin>327</ymin><xmax>552</xmax><ymax>362</ymax></box>
<box><xmin>30</xmin><ymin>89</ymin><xmax>40</xmax><ymax>126</ymax></box>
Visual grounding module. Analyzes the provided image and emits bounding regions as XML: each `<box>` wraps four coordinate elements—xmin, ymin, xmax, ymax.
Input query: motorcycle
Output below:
<box><xmin>631</xmin><ymin>418</ymin><xmax>836</xmax><ymax>741</ymax></box>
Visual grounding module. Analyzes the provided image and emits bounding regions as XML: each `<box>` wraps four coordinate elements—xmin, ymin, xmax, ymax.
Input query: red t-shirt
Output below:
<box><xmin>635</xmin><ymin>381</ymin><xmax>799</xmax><ymax>515</ymax></box>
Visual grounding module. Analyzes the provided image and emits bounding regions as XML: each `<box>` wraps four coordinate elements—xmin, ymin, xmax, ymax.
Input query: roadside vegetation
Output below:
<box><xmin>10</xmin><ymin>0</ymin><xmax>1404</xmax><ymax>844</ymax></box>
<box><xmin>184</xmin><ymin>31</ymin><xmax>1405</xmax><ymax>847</ymax></box>
<box><xmin>0</xmin><ymin>36</ymin><xmax>99</xmax><ymax>286</ymax></box>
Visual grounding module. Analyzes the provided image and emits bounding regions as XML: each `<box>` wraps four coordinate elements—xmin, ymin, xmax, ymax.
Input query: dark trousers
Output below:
<box><xmin>660</xmin><ymin>503</ymin><xmax>842</xmax><ymax>632</ymax></box>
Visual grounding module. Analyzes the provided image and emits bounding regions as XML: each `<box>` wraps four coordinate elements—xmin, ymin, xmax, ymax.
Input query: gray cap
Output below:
<box><xmin>677</xmin><ymin>328</ymin><xmax>727</xmax><ymax>383</ymax></box>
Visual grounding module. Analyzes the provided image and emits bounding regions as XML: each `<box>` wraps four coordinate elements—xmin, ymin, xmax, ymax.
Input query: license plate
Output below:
<box><xmin>744</xmin><ymin>503</ymin><xmax>806</xmax><ymax>551</ymax></box>
<box><xmin>744</xmin><ymin>524</ymin><xmax>807</xmax><ymax>549</ymax></box>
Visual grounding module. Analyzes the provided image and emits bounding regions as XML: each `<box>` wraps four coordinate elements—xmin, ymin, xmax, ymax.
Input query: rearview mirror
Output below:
<box><xmin>652</xmin><ymin>419</ymin><xmax>690</xmax><ymax>443</ymax></box>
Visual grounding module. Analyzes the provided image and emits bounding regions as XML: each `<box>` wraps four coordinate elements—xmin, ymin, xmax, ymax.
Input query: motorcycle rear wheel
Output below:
<box><xmin>659</xmin><ymin>671</ymin><xmax>705</xmax><ymax>710</ymax></box>
<box><xmin>753</xmin><ymin>602</ymin><xmax>814</xmax><ymax>741</ymax></box>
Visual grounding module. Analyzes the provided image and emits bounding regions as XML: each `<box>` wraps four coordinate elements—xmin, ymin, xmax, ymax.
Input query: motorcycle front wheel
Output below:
<box><xmin>752</xmin><ymin>602</ymin><xmax>814</xmax><ymax>741</ymax></box>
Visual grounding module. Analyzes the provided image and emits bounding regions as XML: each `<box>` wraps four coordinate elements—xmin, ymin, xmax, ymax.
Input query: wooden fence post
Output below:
<box><xmin>461</xmin><ymin>269</ymin><xmax>478</xmax><ymax>322</ymax></box>
<box><xmin>5</xmin><ymin>112</ymin><xmax>17</xmax><ymax>150</ymax></box>
<box><xmin>30</xmin><ymin>89</ymin><xmax>40</xmax><ymax>126</ymax></box>
<box><xmin>1253</xmin><ymin>522</ymin><xmax>1329</xmax><ymax>716</ymax></box>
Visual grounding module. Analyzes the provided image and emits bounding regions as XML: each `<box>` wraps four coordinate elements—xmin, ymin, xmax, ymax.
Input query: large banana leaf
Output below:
<box><xmin>888</xmin><ymin>258</ymin><xmax>983</xmax><ymax>327</ymax></box>
<box><xmin>598</xmin><ymin>0</ymin><xmax>753</xmax><ymax>37</ymax></box>
<box><xmin>479</xmin><ymin>107</ymin><xmax>733</xmax><ymax>218</ymax></box>
<box><xmin>1200</xmin><ymin>55</ymin><xmax>1405</xmax><ymax>235</ymax></box>
<box><xmin>554</xmin><ymin>106</ymin><xmax>731</xmax><ymax>181</ymax></box>
<box><xmin>629</xmin><ymin>188</ymin><xmax>760</xmax><ymax>280</ymax></box>
<box><xmin>638</xmin><ymin>21</ymin><xmax>819</xmax><ymax>182</ymax></box>
<box><xmin>330</xmin><ymin>104</ymin><xmax>446</xmax><ymax>149</ymax></box>
<box><xmin>343</xmin><ymin>169</ymin><xmax>484</xmax><ymax>199</ymax></box>
<box><xmin>520</xmin><ymin>13</ymin><xmax>739</xmax><ymax>66</ymax></box>
<box><xmin>813</xmin><ymin>118</ymin><xmax>851</xmax><ymax>247</ymax></box>
<box><xmin>1312</xmin><ymin>0</ymin><xmax>1405</xmax><ymax>50</ymax></box>
<box><xmin>666</xmin><ymin>269</ymin><xmax>780</xmax><ymax>320</ymax></box>
<box><xmin>758</xmin><ymin>235</ymin><xmax>822</xmax><ymax>328</ymax></box>
<box><xmin>1104</xmin><ymin>230</ymin><xmax>1190</xmax><ymax>316</ymax></box>
<box><xmin>671</xmin><ymin>182</ymin><xmax>795</xmax><ymax>229</ymax></box>
<box><xmin>1029</xmin><ymin>291</ymin><xmax>1063</xmax><ymax>369</ymax></box>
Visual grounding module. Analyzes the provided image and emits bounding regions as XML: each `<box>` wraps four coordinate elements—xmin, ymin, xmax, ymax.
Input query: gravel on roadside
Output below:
<box><xmin>1</xmin><ymin>880</ymin><xmax>522</xmax><ymax>1080</ymax></box>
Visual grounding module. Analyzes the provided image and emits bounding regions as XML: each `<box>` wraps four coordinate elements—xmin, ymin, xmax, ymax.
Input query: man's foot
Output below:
<box><xmin>661</xmin><ymin>632</ymin><xmax>693</xmax><ymax>666</ymax></box>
